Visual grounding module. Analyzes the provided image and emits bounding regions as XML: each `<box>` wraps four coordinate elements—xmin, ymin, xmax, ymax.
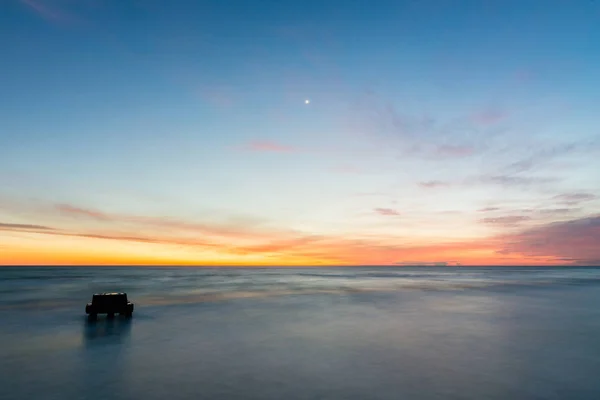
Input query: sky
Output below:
<box><xmin>1</xmin><ymin>0</ymin><xmax>599</xmax><ymax>266</ymax></box>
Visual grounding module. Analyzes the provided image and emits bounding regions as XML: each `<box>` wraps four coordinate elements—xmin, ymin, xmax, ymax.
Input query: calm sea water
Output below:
<box><xmin>2</xmin><ymin>266</ymin><xmax>600</xmax><ymax>399</ymax></box>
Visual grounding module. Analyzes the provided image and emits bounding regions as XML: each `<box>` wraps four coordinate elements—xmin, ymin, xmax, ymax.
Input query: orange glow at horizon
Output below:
<box><xmin>0</xmin><ymin>230</ymin><xmax>568</xmax><ymax>267</ymax></box>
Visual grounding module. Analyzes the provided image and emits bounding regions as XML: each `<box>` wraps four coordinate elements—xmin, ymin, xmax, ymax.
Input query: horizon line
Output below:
<box><xmin>1</xmin><ymin>264</ymin><xmax>599</xmax><ymax>268</ymax></box>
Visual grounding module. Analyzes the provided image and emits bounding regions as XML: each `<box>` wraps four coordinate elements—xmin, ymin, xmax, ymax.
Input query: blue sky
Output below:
<box><xmin>1</xmin><ymin>0</ymin><xmax>599</xmax><ymax>265</ymax></box>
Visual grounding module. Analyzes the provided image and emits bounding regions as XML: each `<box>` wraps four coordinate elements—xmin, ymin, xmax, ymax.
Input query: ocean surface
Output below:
<box><xmin>2</xmin><ymin>266</ymin><xmax>600</xmax><ymax>400</ymax></box>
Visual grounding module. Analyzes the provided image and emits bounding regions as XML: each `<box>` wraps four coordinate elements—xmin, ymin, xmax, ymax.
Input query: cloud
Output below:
<box><xmin>5</xmin><ymin>200</ymin><xmax>599</xmax><ymax>266</ymax></box>
<box><xmin>553</xmin><ymin>193</ymin><xmax>597</xmax><ymax>206</ymax></box>
<box><xmin>499</xmin><ymin>216</ymin><xmax>600</xmax><ymax>265</ymax></box>
<box><xmin>419</xmin><ymin>180</ymin><xmax>449</xmax><ymax>189</ymax></box>
<box><xmin>374</xmin><ymin>208</ymin><xmax>401</xmax><ymax>216</ymax></box>
<box><xmin>0</xmin><ymin>216</ymin><xmax>340</xmax><ymax>260</ymax></box>
<box><xmin>20</xmin><ymin>0</ymin><xmax>65</xmax><ymax>21</ymax></box>
<box><xmin>19</xmin><ymin>0</ymin><xmax>85</xmax><ymax>24</ymax></box>
<box><xmin>348</xmin><ymin>94</ymin><xmax>483</xmax><ymax>159</ymax></box>
<box><xmin>504</xmin><ymin>142</ymin><xmax>580</xmax><ymax>174</ymax></box>
<box><xmin>199</xmin><ymin>86</ymin><xmax>236</xmax><ymax>108</ymax></box>
<box><xmin>54</xmin><ymin>203</ymin><xmax>275</xmax><ymax>239</ymax></box>
<box><xmin>0</xmin><ymin>222</ymin><xmax>55</xmax><ymax>231</ymax></box>
<box><xmin>481</xmin><ymin>216</ymin><xmax>532</xmax><ymax>227</ymax></box>
<box><xmin>242</xmin><ymin>140</ymin><xmax>298</xmax><ymax>153</ymax></box>
<box><xmin>538</xmin><ymin>208</ymin><xmax>577</xmax><ymax>215</ymax></box>
<box><xmin>478</xmin><ymin>175</ymin><xmax>557</xmax><ymax>187</ymax></box>
<box><xmin>434</xmin><ymin>145</ymin><xmax>475</xmax><ymax>157</ymax></box>
<box><xmin>0</xmin><ymin>220</ymin><xmax>246</xmax><ymax>250</ymax></box>
<box><xmin>470</xmin><ymin>109</ymin><xmax>508</xmax><ymax>125</ymax></box>
<box><xmin>504</xmin><ymin>139</ymin><xmax>600</xmax><ymax>174</ymax></box>
<box><xmin>56</xmin><ymin>204</ymin><xmax>110</xmax><ymax>220</ymax></box>
<box><xmin>478</xmin><ymin>207</ymin><xmax>500</xmax><ymax>212</ymax></box>
<box><xmin>331</xmin><ymin>164</ymin><xmax>364</xmax><ymax>174</ymax></box>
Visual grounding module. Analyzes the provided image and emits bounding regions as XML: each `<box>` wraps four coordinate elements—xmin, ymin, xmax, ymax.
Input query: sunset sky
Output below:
<box><xmin>1</xmin><ymin>0</ymin><xmax>599</xmax><ymax>266</ymax></box>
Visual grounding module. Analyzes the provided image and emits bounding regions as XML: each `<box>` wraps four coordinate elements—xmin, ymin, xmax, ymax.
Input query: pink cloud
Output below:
<box><xmin>499</xmin><ymin>216</ymin><xmax>600</xmax><ymax>265</ymax></box>
<box><xmin>471</xmin><ymin>109</ymin><xmax>508</xmax><ymax>125</ymax></box>
<box><xmin>514</xmin><ymin>69</ymin><xmax>534</xmax><ymax>83</ymax></box>
<box><xmin>481</xmin><ymin>216</ymin><xmax>531</xmax><ymax>226</ymax></box>
<box><xmin>434</xmin><ymin>145</ymin><xmax>475</xmax><ymax>157</ymax></box>
<box><xmin>419</xmin><ymin>180</ymin><xmax>449</xmax><ymax>189</ymax></box>
<box><xmin>199</xmin><ymin>86</ymin><xmax>235</xmax><ymax>108</ymax></box>
<box><xmin>374</xmin><ymin>208</ymin><xmax>401</xmax><ymax>216</ymax></box>
<box><xmin>243</xmin><ymin>140</ymin><xmax>297</xmax><ymax>153</ymax></box>
<box><xmin>478</xmin><ymin>207</ymin><xmax>501</xmax><ymax>212</ymax></box>
<box><xmin>331</xmin><ymin>164</ymin><xmax>363</xmax><ymax>174</ymax></box>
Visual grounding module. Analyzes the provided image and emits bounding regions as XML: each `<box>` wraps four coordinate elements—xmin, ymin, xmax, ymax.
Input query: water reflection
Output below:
<box><xmin>82</xmin><ymin>315</ymin><xmax>132</xmax><ymax>346</ymax></box>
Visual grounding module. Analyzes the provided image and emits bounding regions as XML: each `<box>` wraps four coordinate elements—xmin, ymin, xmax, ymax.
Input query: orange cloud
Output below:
<box><xmin>374</xmin><ymin>208</ymin><xmax>401</xmax><ymax>216</ymax></box>
<box><xmin>54</xmin><ymin>204</ymin><xmax>281</xmax><ymax>240</ymax></box>
<box><xmin>2</xmin><ymin>201</ymin><xmax>599</xmax><ymax>266</ymax></box>
<box><xmin>56</xmin><ymin>204</ymin><xmax>110</xmax><ymax>220</ymax></box>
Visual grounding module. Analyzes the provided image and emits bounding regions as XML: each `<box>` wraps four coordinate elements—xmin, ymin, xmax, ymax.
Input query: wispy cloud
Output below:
<box><xmin>331</xmin><ymin>164</ymin><xmax>364</xmax><ymax>174</ymax></box>
<box><xmin>199</xmin><ymin>85</ymin><xmax>236</xmax><ymax>108</ymax></box>
<box><xmin>434</xmin><ymin>145</ymin><xmax>475</xmax><ymax>158</ymax></box>
<box><xmin>537</xmin><ymin>208</ymin><xmax>577</xmax><ymax>215</ymax></box>
<box><xmin>504</xmin><ymin>142</ymin><xmax>580</xmax><ymax>174</ymax></box>
<box><xmin>374</xmin><ymin>208</ymin><xmax>401</xmax><ymax>216</ymax></box>
<box><xmin>553</xmin><ymin>193</ymin><xmax>597</xmax><ymax>206</ymax></box>
<box><xmin>419</xmin><ymin>180</ymin><xmax>449</xmax><ymax>189</ymax></box>
<box><xmin>20</xmin><ymin>0</ymin><xmax>66</xmax><ymax>21</ymax></box>
<box><xmin>0</xmin><ymin>222</ymin><xmax>55</xmax><ymax>231</ymax></box>
<box><xmin>470</xmin><ymin>109</ymin><xmax>508</xmax><ymax>126</ymax></box>
<box><xmin>242</xmin><ymin>140</ymin><xmax>298</xmax><ymax>153</ymax></box>
<box><xmin>478</xmin><ymin>207</ymin><xmax>501</xmax><ymax>212</ymax></box>
<box><xmin>481</xmin><ymin>216</ymin><xmax>532</xmax><ymax>227</ymax></box>
<box><xmin>19</xmin><ymin>0</ymin><xmax>85</xmax><ymax>24</ymax></box>
<box><xmin>0</xmin><ymin>221</ymin><xmax>222</xmax><ymax>248</ymax></box>
<box><xmin>478</xmin><ymin>175</ymin><xmax>558</xmax><ymax>187</ymax></box>
<box><xmin>347</xmin><ymin>93</ymin><xmax>484</xmax><ymax>160</ymax></box>
<box><xmin>53</xmin><ymin>203</ymin><xmax>281</xmax><ymax>240</ymax></box>
<box><xmin>56</xmin><ymin>204</ymin><xmax>110</xmax><ymax>220</ymax></box>
<box><xmin>504</xmin><ymin>138</ymin><xmax>600</xmax><ymax>175</ymax></box>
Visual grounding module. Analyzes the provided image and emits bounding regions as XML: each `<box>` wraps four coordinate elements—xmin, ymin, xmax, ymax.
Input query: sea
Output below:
<box><xmin>2</xmin><ymin>266</ymin><xmax>600</xmax><ymax>400</ymax></box>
